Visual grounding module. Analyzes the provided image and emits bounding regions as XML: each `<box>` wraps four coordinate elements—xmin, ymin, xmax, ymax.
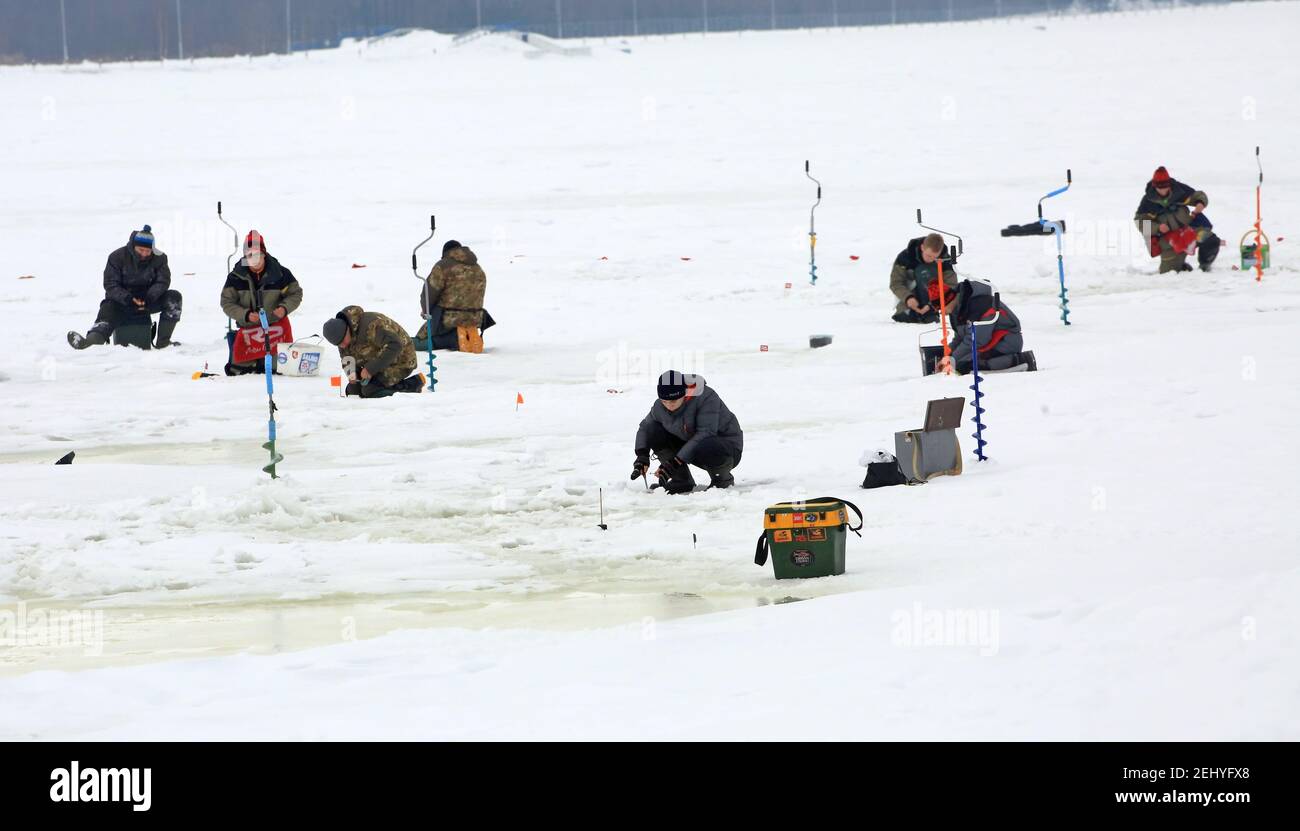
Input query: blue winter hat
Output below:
<box><xmin>131</xmin><ymin>225</ymin><xmax>155</xmax><ymax>249</ymax></box>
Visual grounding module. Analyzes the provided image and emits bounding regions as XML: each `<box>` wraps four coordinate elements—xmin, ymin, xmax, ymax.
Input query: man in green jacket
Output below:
<box><xmin>889</xmin><ymin>233</ymin><xmax>958</xmax><ymax>323</ymax></box>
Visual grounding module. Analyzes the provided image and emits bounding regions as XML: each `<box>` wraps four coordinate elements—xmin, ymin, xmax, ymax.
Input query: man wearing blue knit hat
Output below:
<box><xmin>68</xmin><ymin>224</ymin><xmax>183</xmax><ymax>350</ymax></box>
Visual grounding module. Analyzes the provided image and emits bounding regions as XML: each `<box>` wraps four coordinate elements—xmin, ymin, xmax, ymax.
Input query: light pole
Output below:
<box><xmin>632</xmin><ymin>0</ymin><xmax>638</xmax><ymax>36</ymax></box>
<box><xmin>703</xmin><ymin>0</ymin><xmax>709</xmax><ymax>33</ymax></box>
<box><xmin>476</xmin><ymin>0</ymin><xmax>482</xmax><ymax>29</ymax></box>
<box><xmin>555</xmin><ymin>0</ymin><xmax>563</xmax><ymax>38</ymax></box>
<box><xmin>770</xmin><ymin>0</ymin><xmax>776</xmax><ymax>30</ymax></box>
<box><xmin>285</xmin><ymin>0</ymin><xmax>291</xmax><ymax>53</ymax></box>
<box><xmin>175</xmin><ymin>0</ymin><xmax>184</xmax><ymax>60</ymax></box>
<box><xmin>59</xmin><ymin>0</ymin><xmax>69</xmax><ymax>63</ymax></box>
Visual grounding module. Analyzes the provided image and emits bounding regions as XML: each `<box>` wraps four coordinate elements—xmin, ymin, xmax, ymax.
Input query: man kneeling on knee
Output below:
<box><xmin>937</xmin><ymin>280</ymin><xmax>1037</xmax><ymax>375</ymax></box>
<box><xmin>323</xmin><ymin>306</ymin><xmax>424</xmax><ymax>398</ymax></box>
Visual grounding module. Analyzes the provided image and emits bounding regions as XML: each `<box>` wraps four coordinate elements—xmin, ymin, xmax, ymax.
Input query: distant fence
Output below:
<box><xmin>0</xmin><ymin>0</ymin><xmax>1246</xmax><ymax>66</ymax></box>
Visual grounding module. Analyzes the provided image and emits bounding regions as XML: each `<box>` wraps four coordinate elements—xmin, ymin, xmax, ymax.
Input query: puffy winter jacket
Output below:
<box><xmin>103</xmin><ymin>239</ymin><xmax>171</xmax><ymax>307</ymax></box>
<box><xmin>1133</xmin><ymin>178</ymin><xmax>1210</xmax><ymax>238</ymax></box>
<box><xmin>890</xmin><ymin>237</ymin><xmax>957</xmax><ymax>312</ymax></box>
<box><xmin>220</xmin><ymin>252</ymin><xmax>303</xmax><ymax>328</ymax></box>
<box><xmin>421</xmin><ymin>246</ymin><xmax>487</xmax><ymax>329</ymax></box>
<box><xmin>332</xmin><ymin>305</ymin><xmax>418</xmax><ymax>386</ymax></box>
<box><xmin>947</xmin><ymin>281</ymin><xmax>1022</xmax><ymax>365</ymax></box>
<box><xmin>634</xmin><ymin>375</ymin><xmax>743</xmax><ymax>464</ymax></box>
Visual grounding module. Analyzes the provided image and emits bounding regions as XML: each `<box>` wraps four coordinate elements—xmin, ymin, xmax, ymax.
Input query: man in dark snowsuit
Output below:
<box><xmin>890</xmin><ymin>233</ymin><xmax>959</xmax><ymax>323</ymax></box>
<box><xmin>937</xmin><ymin>281</ymin><xmax>1036</xmax><ymax>375</ymax></box>
<box><xmin>631</xmin><ymin>371</ymin><xmax>743</xmax><ymax>494</ymax></box>
<box><xmin>1134</xmin><ymin>166</ymin><xmax>1221</xmax><ymax>273</ymax></box>
<box><xmin>67</xmin><ymin>225</ymin><xmax>182</xmax><ymax>349</ymax></box>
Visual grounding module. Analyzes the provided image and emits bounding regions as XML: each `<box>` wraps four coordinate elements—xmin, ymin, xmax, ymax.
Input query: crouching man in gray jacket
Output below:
<box><xmin>631</xmin><ymin>371</ymin><xmax>744</xmax><ymax>494</ymax></box>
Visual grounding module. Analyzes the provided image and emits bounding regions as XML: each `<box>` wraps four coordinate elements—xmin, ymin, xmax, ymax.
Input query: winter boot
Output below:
<box><xmin>225</xmin><ymin>357</ymin><xmax>264</xmax><ymax>376</ymax></box>
<box><xmin>395</xmin><ymin>374</ymin><xmax>426</xmax><ymax>393</ymax></box>
<box><xmin>705</xmin><ymin>459</ymin><xmax>736</xmax><ymax>489</ymax></box>
<box><xmin>1019</xmin><ymin>350</ymin><xmax>1037</xmax><ymax>372</ymax></box>
<box><xmin>154</xmin><ymin>316</ymin><xmax>179</xmax><ymax>349</ymax></box>
<box><xmin>456</xmin><ymin>326</ymin><xmax>484</xmax><ymax>354</ymax></box>
<box><xmin>1198</xmin><ymin>235</ymin><xmax>1221</xmax><ymax>272</ymax></box>
<box><xmin>67</xmin><ymin>325</ymin><xmax>109</xmax><ymax>350</ymax></box>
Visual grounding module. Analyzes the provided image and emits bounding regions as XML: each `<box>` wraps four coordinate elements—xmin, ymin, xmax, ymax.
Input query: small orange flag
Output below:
<box><xmin>516</xmin><ymin>393</ymin><xmax>524</xmax><ymax>404</ymax></box>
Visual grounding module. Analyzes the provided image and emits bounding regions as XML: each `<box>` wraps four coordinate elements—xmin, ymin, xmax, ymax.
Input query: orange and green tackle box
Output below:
<box><xmin>753</xmin><ymin>498</ymin><xmax>864</xmax><ymax>579</ymax></box>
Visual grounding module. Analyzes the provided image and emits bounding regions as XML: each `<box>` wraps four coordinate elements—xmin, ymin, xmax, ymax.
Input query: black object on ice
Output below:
<box><xmin>55</xmin><ymin>452</ymin><xmax>75</xmax><ymax>465</ymax></box>
<box><xmin>1000</xmin><ymin>221</ymin><xmax>1066</xmax><ymax>237</ymax></box>
<box><xmin>809</xmin><ymin>335</ymin><xmax>833</xmax><ymax>348</ymax></box>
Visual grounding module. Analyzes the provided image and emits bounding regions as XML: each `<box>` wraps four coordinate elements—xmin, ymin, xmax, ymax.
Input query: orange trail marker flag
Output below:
<box><xmin>516</xmin><ymin>392</ymin><xmax>524</xmax><ymax>412</ymax></box>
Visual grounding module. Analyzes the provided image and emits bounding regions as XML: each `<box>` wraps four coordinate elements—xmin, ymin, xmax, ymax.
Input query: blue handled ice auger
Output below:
<box><xmin>805</xmin><ymin>160</ymin><xmax>821</xmax><ymax>285</ymax></box>
<box><xmin>257</xmin><ymin>309</ymin><xmax>284</xmax><ymax>478</ymax></box>
<box><xmin>412</xmin><ymin>215</ymin><xmax>438</xmax><ymax>392</ymax></box>
<box><xmin>967</xmin><ymin>280</ymin><xmax>1001</xmax><ymax>462</ymax></box>
<box><xmin>1037</xmin><ymin>170</ymin><xmax>1072</xmax><ymax>325</ymax></box>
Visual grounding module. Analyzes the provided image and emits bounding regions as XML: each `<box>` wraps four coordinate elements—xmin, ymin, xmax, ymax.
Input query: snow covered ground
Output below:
<box><xmin>1</xmin><ymin>2</ymin><xmax>1297</xmax><ymax>739</ymax></box>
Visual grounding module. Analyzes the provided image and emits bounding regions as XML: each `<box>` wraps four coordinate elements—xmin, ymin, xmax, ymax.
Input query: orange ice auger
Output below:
<box><xmin>916</xmin><ymin>209</ymin><xmax>964</xmax><ymax>375</ymax></box>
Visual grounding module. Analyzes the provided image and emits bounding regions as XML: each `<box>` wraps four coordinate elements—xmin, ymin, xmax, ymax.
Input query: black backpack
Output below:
<box><xmin>862</xmin><ymin>460</ymin><xmax>908</xmax><ymax>489</ymax></box>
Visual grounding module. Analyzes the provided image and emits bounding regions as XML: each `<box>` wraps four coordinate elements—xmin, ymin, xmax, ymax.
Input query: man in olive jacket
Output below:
<box><xmin>890</xmin><ymin>233</ymin><xmax>958</xmax><ymax>323</ymax></box>
<box><xmin>221</xmin><ymin>230</ymin><xmax>304</xmax><ymax>374</ymax></box>
<box><xmin>323</xmin><ymin>305</ymin><xmax>422</xmax><ymax>398</ymax></box>
<box><xmin>68</xmin><ymin>225</ymin><xmax>183</xmax><ymax>349</ymax></box>
<box><xmin>631</xmin><ymin>371</ymin><xmax>743</xmax><ymax>494</ymax></box>
<box><xmin>1134</xmin><ymin>166</ymin><xmax>1221</xmax><ymax>273</ymax></box>
<box><xmin>416</xmin><ymin>240</ymin><xmax>493</xmax><ymax>352</ymax></box>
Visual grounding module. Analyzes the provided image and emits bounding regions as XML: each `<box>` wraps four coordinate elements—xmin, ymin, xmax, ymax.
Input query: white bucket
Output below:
<box><xmin>275</xmin><ymin>338</ymin><xmax>325</xmax><ymax>377</ymax></box>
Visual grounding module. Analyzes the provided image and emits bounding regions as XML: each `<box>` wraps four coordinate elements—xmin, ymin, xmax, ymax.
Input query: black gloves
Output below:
<box><xmin>630</xmin><ymin>453</ymin><xmax>650</xmax><ymax>480</ymax></box>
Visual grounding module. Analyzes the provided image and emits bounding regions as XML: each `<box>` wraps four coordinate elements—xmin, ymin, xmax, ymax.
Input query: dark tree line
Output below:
<box><xmin>0</xmin><ymin>0</ymin><xmax>1227</xmax><ymax>64</ymax></box>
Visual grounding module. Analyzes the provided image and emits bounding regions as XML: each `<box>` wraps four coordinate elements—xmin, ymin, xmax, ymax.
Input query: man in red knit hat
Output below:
<box><xmin>1134</xmin><ymin>166</ymin><xmax>1221</xmax><ymax>273</ymax></box>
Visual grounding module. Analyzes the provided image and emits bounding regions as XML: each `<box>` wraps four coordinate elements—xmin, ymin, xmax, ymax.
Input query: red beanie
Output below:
<box><xmin>1152</xmin><ymin>166</ymin><xmax>1171</xmax><ymax>185</ymax></box>
<box><xmin>244</xmin><ymin>230</ymin><xmax>266</xmax><ymax>254</ymax></box>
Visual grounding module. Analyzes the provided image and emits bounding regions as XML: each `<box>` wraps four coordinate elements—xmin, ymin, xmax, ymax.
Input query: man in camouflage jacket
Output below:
<box><xmin>323</xmin><ymin>305</ymin><xmax>421</xmax><ymax>398</ymax></box>
<box><xmin>415</xmin><ymin>240</ymin><xmax>493</xmax><ymax>350</ymax></box>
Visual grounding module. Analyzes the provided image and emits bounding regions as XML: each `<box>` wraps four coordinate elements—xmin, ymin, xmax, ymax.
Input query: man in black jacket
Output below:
<box><xmin>68</xmin><ymin>225</ymin><xmax>183</xmax><ymax>349</ymax></box>
<box><xmin>631</xmin><ymin>371</ymin><xmax>743</xmax><ymax>494</ymax></box>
